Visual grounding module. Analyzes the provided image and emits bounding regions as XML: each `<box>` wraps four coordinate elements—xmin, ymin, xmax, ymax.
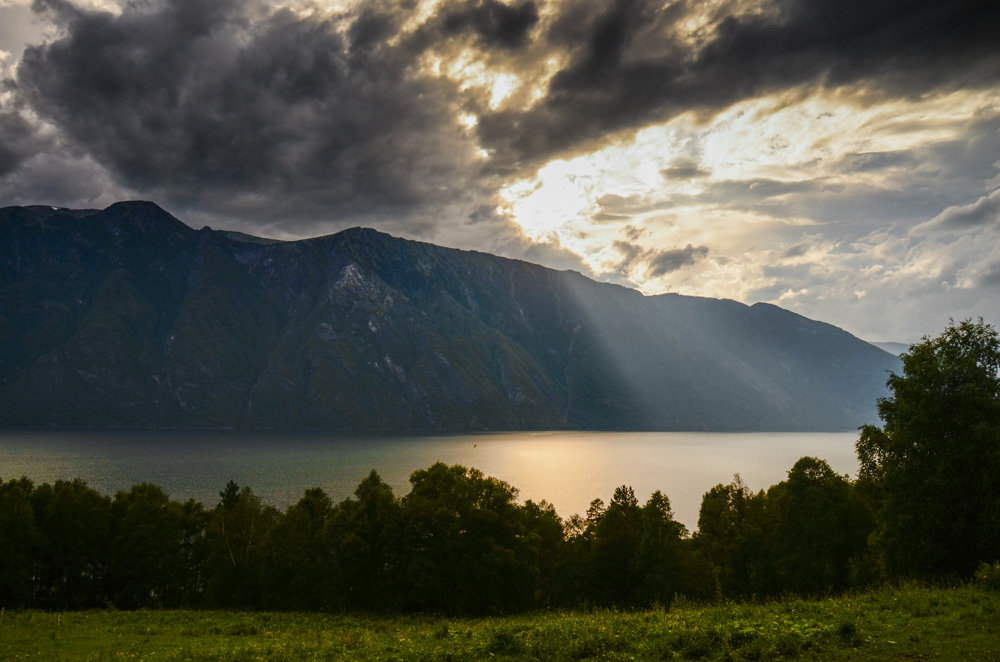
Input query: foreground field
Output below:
<box><xmin>2</xmin><ymin>585</ymin><xmax>998</xmax><ymax>661</ymax></box>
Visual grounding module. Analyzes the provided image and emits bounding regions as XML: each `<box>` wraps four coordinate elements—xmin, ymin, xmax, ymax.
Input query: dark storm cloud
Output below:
<box><xmin>16</xmin><ymin>0</ymin><xmax>485</xmax><ymax>228</ymax></box>
<box><xmin>0</xmin><ymin>109</ymin><xmax>44</xmax><ymax>176</ymax></box>
<box><xmin>0</xmin><ymin>150</ymin><xmax>129</xmax><ymax>208</ymax></box>
<box><xmin>440</xmin><ymin>0</ymin><xmax>539</xmax><ymax>49</ymax></box>
<box><xmin>477</xmin><ymin>0</ymin><xmax>1000</xmax><ymax>167</ymax></box>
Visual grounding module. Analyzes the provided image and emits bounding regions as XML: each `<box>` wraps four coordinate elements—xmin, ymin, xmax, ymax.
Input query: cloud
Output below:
<box><xmin>0</xmin><ymin>2</ymin><xmax>51</xmax><ymax>63</ymax></box>
<box><xmin>439</xmin><ymin>0</ymin><xmax>539</xmax><ymax>49</ymax></box>
<box><xmin>913</xmin><ymin>188</ymin><xmax>1000</xmax><ymax>233</ymax></box>
<box><xmin>661</xmin><ymin>159</ymin><xmax>709</xmax><ymax>180</ymax></box>
<box><xmin>476</xmin><ymin>0</ymin><xmax>1000</xmax><ymax>167</ymax></box>
<box><xmin>6</xmin><ymin>0</ymin><xmax>999</xmax><ymax>234</ymax></box>
<box><xmin>978</xmin><ymin>261</ymin><xmax>1000</xmax><ymax>287</ymax></box>
<box><xmin>491</xmin><ymin>227</ymin><xmax>594</xmax><ymax>274</ymax></box>
<box><xmin>840</xmin><ymin>151</ymin><xmax>915</xmax><ymax>173</ymax></box>
<box><xmin>0</xmin><ymin>109</ymin><xmax>44</xmax><ymax>176</ymax></box>
<box><xmin>492</xmin><ymin>84</ymin><xmax>1000</xmax><ymax>344</ymax></box>
<box><xmin>647</xmin><ymin>244</ymin><xmax>709</xmax><ymax>277</ymax></box>
<box><xmin>611</xmin><ymin>240</ymin><xmax>709</xmax><ymax>278</ymax></box>
<box><xmin>15</xmin><ymin>0</ymin><xmax>487</xmax><ymax>231</ymax></box>
<box><xmin>781</xmin><ymin>242</ymin><xmax>811</xmax><ymax>258</ymax></box>
<box><xmin>0</xmin><ymin>150</ymin><xmax>130</xmax><ymax>208</ymax></box>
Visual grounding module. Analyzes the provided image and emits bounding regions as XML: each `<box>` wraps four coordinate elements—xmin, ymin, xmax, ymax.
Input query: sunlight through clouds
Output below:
<box><xmin>496</xmin><ymin>85</ymin><xmax>1000</xmax><ymax>338</ymax></box>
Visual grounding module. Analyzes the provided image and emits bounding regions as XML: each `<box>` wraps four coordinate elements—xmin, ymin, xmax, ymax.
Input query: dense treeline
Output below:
<box><xmin>1</xmin><ymin>320</ymin><xmax>997</xmax><ymax>613</ymax></box>
<box><xmin>0</xmin><ymin>458</ymin><xmax>869</xmax><ymax>612</ymax></box>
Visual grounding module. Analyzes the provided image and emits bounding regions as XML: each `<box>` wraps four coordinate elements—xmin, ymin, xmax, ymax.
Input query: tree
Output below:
<box><xmin>589</xmin><ymin>485</ymin><xmax>643</xmax><ymax>604</ymax></box>
<box><xmin>29</xmin><ymin>479</ymin><xmax>112</xmax><ymax>609</ymax></box>
<box><xmin>857</xmin><ymin>318</ymin><xmax>1000</xmax><ymax>578</ymax></box>
<box><xmin>206</xmin><ymin>483</ymin><xmax>278</xmax><ymax>607</ymax></box>
<box><xmin>519</xmin><ymin>499</ymin><xmax>563</xmax><ymax>607</ymax></box>
<box><xmin>764</xmin><ymin>457</ymin><xmax>869</xmax><ymax>595</ymax></box>
<box><xmin>636</xmin><ymin>490</ymin><xmax>686</xmax><ymax>605</ymax></box>
<box><xmin>553</xmin><ymin>506</ymin><xmax>598</xmax><ymax>605</ymax></box>
<box><xmin>0</xmin><ymin>478</ymin><xmax>40</xmax><ymax>607</ymax></box>
<box><xmin>400</xmin><ymin>463</ymin><xmax>533</xmax><ymax>613</ymax></box>
<box><xmin>326</xmin><ymin>471</ymin><xmax>403</xmax><ymax>611</ymax></box>
<box><xmin>693</xmin><ymin>475</ymin><xmax>769</xmax><ymax>597</ymax></box>
<box><xmin>108</xmin><ymin>484</ymin><xmax>201</xmax><ymax>608</ymax></box>
<box><xmin>263</xmin><ymin>487</ymin><xmax>333</xmax><ymax>610</ymax></box>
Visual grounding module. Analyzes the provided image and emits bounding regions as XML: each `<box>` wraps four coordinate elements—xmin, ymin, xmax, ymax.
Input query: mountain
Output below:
<box><xmin>0</xmin><ymin>201</ymin><xmax>901</xmax><ymax>430</ymax></box>
<box><xmin>871</xmin><ymin>341</ymin><xmax>911</xmax><ymax>356</ymax></box>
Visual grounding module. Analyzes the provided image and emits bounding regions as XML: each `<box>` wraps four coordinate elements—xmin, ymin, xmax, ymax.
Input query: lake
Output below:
<box><xmin>0</xmin><ymin>429</ymin><xmax>860</xmax><ymax>531</ymax></box>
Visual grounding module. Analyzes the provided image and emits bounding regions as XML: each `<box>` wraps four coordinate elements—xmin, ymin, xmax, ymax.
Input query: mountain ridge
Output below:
<box><xmin>0</xmin><ymin>201</ymin><xmax>901</xmax><ymax>431</ymax></box>
<box><xmin>871</xmin><ymin>341</ymin><xmax>911</xmax><ymax>356</ymax></box>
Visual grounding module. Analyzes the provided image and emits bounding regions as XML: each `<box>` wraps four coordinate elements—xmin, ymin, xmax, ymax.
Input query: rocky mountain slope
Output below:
<box><xmin>0</xmin><ymin>201</ymin><xmax>901</xmax><ymax>430</ymax></box>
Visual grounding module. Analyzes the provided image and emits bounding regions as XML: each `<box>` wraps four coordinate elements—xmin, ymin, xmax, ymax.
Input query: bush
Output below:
<box><xmin>974</xmin><ymin>561</ymin><xmax>1000</xmax><ymax>591</ymax></box>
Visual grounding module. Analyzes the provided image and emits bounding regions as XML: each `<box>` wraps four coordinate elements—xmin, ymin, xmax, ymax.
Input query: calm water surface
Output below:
<box><xmin>0</xmin><ymin>429</ymin><xmax>859</xmax><ymax>530</ymax></box>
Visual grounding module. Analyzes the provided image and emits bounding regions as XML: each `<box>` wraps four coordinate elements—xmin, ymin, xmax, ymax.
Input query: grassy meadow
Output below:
<box><xmin>2</xmin><ymin>584</ymin><xmax>998</xmax><ymax>661</ymax></box>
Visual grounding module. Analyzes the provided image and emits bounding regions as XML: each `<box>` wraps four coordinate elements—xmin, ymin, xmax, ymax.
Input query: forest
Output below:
<box><xmin>1</xmin><ymin>319</ymin><xmax>998</xmax><ymax>614</ymax></box>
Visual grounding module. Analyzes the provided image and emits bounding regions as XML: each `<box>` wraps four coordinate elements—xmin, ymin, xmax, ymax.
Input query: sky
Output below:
<box><xmin>1</xmin><ymin>0</ymin><xmax>998</xmax><ymax>343</ymax></box>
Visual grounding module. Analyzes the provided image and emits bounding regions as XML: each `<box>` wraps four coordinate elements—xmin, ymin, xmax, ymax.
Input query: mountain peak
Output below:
<box><xmin>98</xmin><ymin>201</ymin><xmax>193</xmax><ymax>235</ymax></box>
<box><xmin>333</xmin><ymin>226</ymin><xmax>395</xmax><ymax>243</ymax></box>
<box><xmin>104</xmin><ymin>200</ymin><xmax>167</xmax><ymax>213</ymax></box>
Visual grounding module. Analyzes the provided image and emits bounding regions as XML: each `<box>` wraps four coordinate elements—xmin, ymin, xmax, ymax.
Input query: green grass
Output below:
<box><xmin>2</xmin><ymin>584</ymin><xmax>998</xmax><ymax>661</ymax></box>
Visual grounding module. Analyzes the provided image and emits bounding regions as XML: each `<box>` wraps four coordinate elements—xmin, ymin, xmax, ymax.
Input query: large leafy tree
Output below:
<box><xmin>400</xmin><ymin>463</ymin><xmax>533</xmax><ymax>613</ymax></box>
<box><xmin>206</xmin><ymin>482</ymin><xmax>279</xmax><ymax>607</ymax></box>
<box><xmin>263</xmin><ymin>487</ymin><xmax>334</xmax><ymax>610</ymax></box>
<box><xmin>108</xmin><ymin>484</ymin><xmax>204</xmax><ymax>608</ymax></box>
<box><xmin>552</xmin><ymin>500</ymin><xmax>603</xmax><ymax>604</ymax></box>
<box><xmin>588</xmin><ymin>485</ymin><xmax>643</xmax><ymax>604</ymax></box>
<box><xmin>765</xmin><ymin>457</ymin><xmax>870</xmax><ymax>595</ymax></box>
<box><xmin>29</xmin><ymin>479</ymin><xmax>112</xmax><ymax>609</ymax></box>
<box><xmin>857</xmin><ymin>319</ymin><xmax>1000</xmax><ymax>578</ymax></box>
<box><xmin>636</xmin><ymin>490</ymin><xmax>687</xmax><ymax>605</ymax></box>
<box><xmin>519</xmin><ymin>499</ymin><xmax>563</xmax><ymax>606</ymax></box>
<box><xmin>0</xmin><ymin>478</ymin><xmax>41</xmax><ymax>607</ymax></box>
<box><xmin>326</xmin><ymin>471</ymin><xmax>404</xmax><ymax>612</ymax></box>
<box><xmin>694</xmin><ymin>475</ymin><xmax>769</xmax><ymax>596</ymax></box>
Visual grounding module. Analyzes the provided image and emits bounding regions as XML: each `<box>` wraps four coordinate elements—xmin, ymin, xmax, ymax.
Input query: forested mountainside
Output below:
<box><xmin>0</xmin><ymin>201</ymin><xmax>900</xmax><ymax>429</ymax></box>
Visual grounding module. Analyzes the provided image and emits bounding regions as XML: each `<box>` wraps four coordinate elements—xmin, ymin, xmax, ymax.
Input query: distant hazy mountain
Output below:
<box><xmin>0</xmin><ymin>202</ymin><xmax>901</xmax><ymax>430</ymax></box>
<box><xmin>870</xmin><ymin>342</ymin><xmax>911</xmax><ymax>356</ymax></box>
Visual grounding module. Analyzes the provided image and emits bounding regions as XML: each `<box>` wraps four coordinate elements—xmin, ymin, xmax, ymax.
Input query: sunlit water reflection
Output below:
<box><xmin>0</xmin><ymin>429</ymin><xmax>859</xmax><ymax>531</ymax></box>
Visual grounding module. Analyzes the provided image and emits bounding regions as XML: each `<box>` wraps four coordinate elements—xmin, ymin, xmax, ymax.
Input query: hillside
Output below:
<box><xmin>0</xmin><ymin>201</ymin><xmax>900</xmax><ymax>430</ymax></box>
